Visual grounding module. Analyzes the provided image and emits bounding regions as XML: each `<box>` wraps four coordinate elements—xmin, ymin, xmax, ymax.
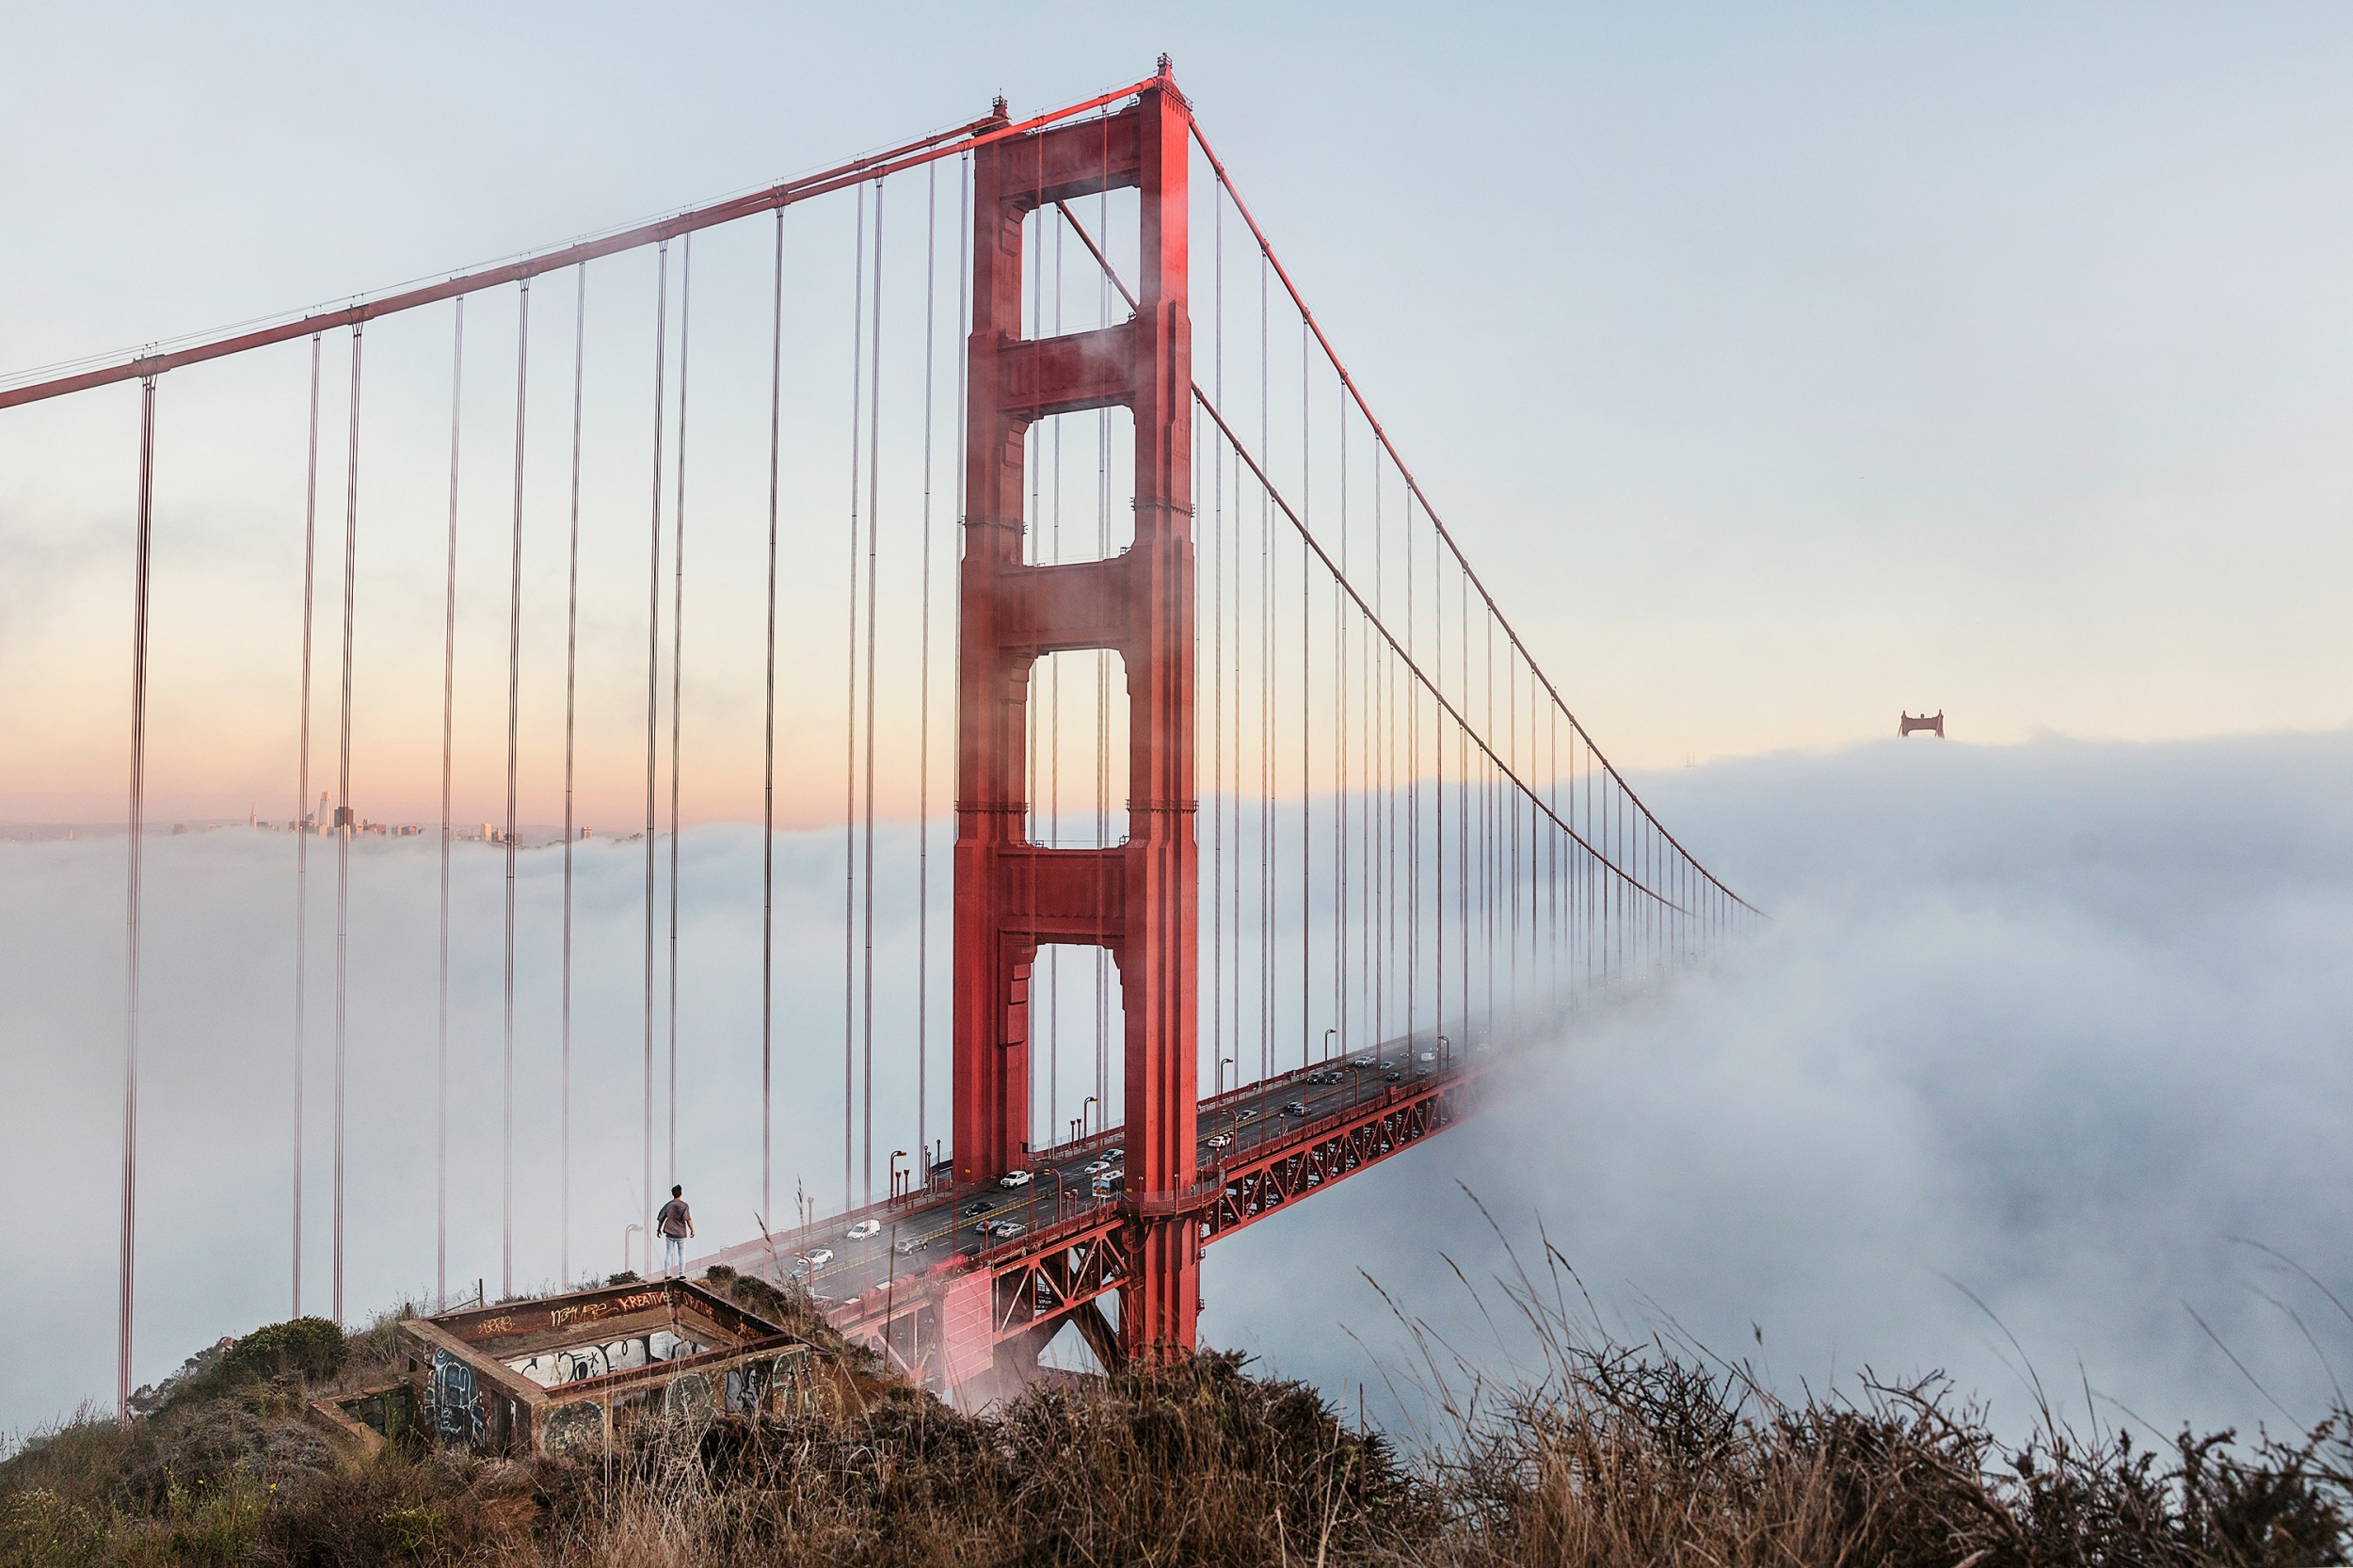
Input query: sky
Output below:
<box><xmin>8</xmin><ymin>3</ymin><xmax>2353</xmax><ymax>828</ymax></box>
<box><xmin>4</xmin><ymin>1</ymin><xmax>2352</xmax><ymax>1444</ymax></box>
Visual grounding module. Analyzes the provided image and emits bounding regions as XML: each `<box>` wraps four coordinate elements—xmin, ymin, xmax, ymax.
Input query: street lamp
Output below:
<box><xmin>1082</xmin><ymin>1096</ymin><xmax>1099</xmax><ymax>1143</ymax></box>
<box><xmin>1322</xmin><ymin>1027</ymin><xmax>1337</xmax><ymax>1064</ymax></box>
<box><xmin>1437</xmin><ymin>1033</ymin><xmax>1451</xmax><ymax>1069</ymax></box>
<box><xmin>1218</xmin><ymin>1056</ymin><xmax>1234</xmax><ymax>1096</ymax></box>
<box><xmin>623</xmin><ymin>1224</ymin><xmax>642</xmax><ymax>1279</ymax></box>
<box><xmin>889</xmin><ymin>1149</ymin><xmax>908</xmax><ymax>1206</ymax></box>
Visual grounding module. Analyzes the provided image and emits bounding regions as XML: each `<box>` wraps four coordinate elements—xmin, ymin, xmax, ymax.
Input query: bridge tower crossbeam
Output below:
<box><xmin>952</xmin><ymin>68</ymin><xmax>1199</xmax><ymax>1365</ymax></box>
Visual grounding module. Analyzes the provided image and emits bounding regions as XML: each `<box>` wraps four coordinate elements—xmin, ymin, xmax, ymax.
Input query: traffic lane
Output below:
<box><xmin>795</xmin><ymin>1151</ymin><xmax>1118</xmax><ymax>1298</ymax></box>
<box><xmin>793</xmin><ymin>1054</ymin><xmax>1449</xmax><ymax>1297</ymax></box>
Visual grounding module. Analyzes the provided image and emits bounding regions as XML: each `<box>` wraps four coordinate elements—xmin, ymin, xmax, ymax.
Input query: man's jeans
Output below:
<box><xmin>664</xmin><ymin>1236</ymin><xmax>685</xmax><ymax>1277</ymax></box>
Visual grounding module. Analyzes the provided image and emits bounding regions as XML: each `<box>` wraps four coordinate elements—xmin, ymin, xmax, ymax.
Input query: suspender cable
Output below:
<box><xmin>642</xmin><ymin>242</ymin><xmax>669</xmax><ymax>1276</ymax></box>
<box><xmin>118</xmin><ymin>373</ymin><xmax>157</xmax><ymax>1418</ymax></box>
<box><xmin>761</xmin><ymin>211</ymin><xmax>782</xmax><ymax>1224</ymax></box>
<box><xmin>500</xmin><ymin>278</ymin><xmax>531</xmax><ymax>1300</ymax></box>
<box><xmin>435</xmin><ymin>301</ymin><xmax>463</xmax><ymax>1307</ymax></box>
<box><xmin>562</xmin><ymin>264</ymin><xmax>585</xmax><ymax>1287</ymax></box>
<box><xmin>332</xmin><ymin>325</ymin><xmax>362</xmax><ymax>1324</ymax></box>
<box><xmin>292</xmin><ymin>334</ymin><xmax>322</xmax><ymax>1320</ymax></box>
<box><xmin>1300</xmin><ymin>321</ymin><xmax>1311</xmax><ymax>1071</ymax></box>
<box><xmin>916</xmin><ymin>165</ymin><xmax>936</xmax><ymax>1179</ymax></box>
<box><xmin>841</xmin><ymin>186</ymin><xmax>864</xmax><ymax>1215</ymax></box>
<box><xmin>667</xmin><ymin>237</ymin><xmax>692</xmax><ymax>1190</ymax></box>
<box><xmin>859</xmin><ymin>181</ymin><xmax>884</xmax><ymax>1208</ymax></box>
<box><xmin>668</xmin><ymin>237</ymin><xmax>692</xmax><ymax>1186</ymax></box>
<box><xmin>946</xmin><ymin>150</ymin><xmax>968</xmax><ymax>1181</ymax></box>
<box><xmin>1191</xmin><ymin>132</ymin><xmax>1751</xmax><ymax>921</ymax></box>
<box><xmin>1214</xmin><ymin>191</ymin><xmax>1233</xmax><ymax>1096</ymax></box>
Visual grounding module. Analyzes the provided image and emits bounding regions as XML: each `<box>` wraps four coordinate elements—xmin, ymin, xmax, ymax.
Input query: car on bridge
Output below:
<box><xmin>1383</xmin><ymin>1068</ymin><xmax>1402</xmax><ymax>1082</ymax></box>
<box><xmin>998</xmin><ymin>1169</ymin><xmax>1034</xmax><ymax>1189</ymax></box>
<box><xmin>962</xmin><ymin>1199</ymin><xmax>993</xmax><ymax>1217</ymax></box>
<box><xmin>1282</xmin><ymin>1100</ymin><xmax>1308</xmax><ymax>1117</ymax></box>
<box><xmin>987</xmin><ymin>1220</ymin><xmax>1027</xmax><ymax>1240</ymax></box>
<box><xmin>892</xmin><ymin>1237</ymin><xmax>926</xmax><ymax>1256</ymax></box>
<box><xmin>1236</xmin><ymin>1108</ymin><xmax>1260</xmax><ymax>1123</ymax></box>
<box><xmin>801</xmin><ymin>1247</ymin><xmax>835</xmax><ymax>1271</ymax></box>
<box><xmin>1204</xmin><ymin>1132</ymin><xmax>1235</xmax><ymax>1148</ymax></box>
<box><xmin>1083</xmin><ymin>1159</ymin><xmax>1112</xmax><ymax>1175</ymax></box>
<box><xmin>845</xmin><ymin>1219</ymin><xmax>881</xmax><ymax>1240</ymax></box>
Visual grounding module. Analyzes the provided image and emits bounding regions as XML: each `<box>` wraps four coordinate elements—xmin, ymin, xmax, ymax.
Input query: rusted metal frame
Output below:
<box><xmin>1181</xmin><ymin>115</ymin><xmax>1756</xmax><ymax>918</ymax></box>
<box><xmin>0</xmin><ymin>75</ymin><xmax>1165</xmax><ymax>410</ymax></box>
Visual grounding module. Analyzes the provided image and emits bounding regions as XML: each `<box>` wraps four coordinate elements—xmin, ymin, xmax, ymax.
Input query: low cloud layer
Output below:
<box><xmin>1207</xmin><ymin>731</ymin><xmax>2353</xmax><ymax>1445</ymax></box>
<box><xmin>8</xmin><ymin>730</ymin><xmax>2351</xmax><ymax>1446</ymax></box>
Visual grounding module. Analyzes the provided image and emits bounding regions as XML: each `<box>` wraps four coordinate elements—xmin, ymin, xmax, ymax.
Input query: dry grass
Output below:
<box><xmin>4</xmin><ymin>1263</ymin><xmax>2346</xmax><ymax>1568</ymax></box>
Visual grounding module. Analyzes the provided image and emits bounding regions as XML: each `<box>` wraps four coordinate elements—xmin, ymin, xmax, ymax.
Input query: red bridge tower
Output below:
<box><xmin>952</xmin><ymin>70</ymin><xmax>1199</xmax><ymax>1363</ymax></box>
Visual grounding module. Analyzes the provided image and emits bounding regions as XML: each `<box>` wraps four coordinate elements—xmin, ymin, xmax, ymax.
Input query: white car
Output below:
<box><xmin>1205</xmin><ymin>1132</ymin><xmax>1235</xmax><ymax>1149</ymax></box>
<box><xmin>1083</xmin><ymin>1160</ymin><xmax>1112</xmax><ymax>1175</ymax></box>
<box><xmin>802</xmin><ymin>1247</ymin><xmax>835</xmax><ymax>1270</ymax></box>
<box><xmin>845</xmin><ymin>1219</ymin><xmax>881</xmax><ymax>1240</ymax></box>
<box><xmin>998</xmin><ymin>1169</ymin><xmax>1034</xmax><ymax>1189</ymax></box>
<box><xmin>1417</xmin><ymin>1050</ymin><xmax>1435</xmax><ymax>1063</ymax></box>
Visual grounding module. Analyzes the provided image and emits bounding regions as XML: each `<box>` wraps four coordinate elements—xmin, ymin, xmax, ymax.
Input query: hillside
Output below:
<box><xmin>3</xmin><ymin>1268</ymin><xmax>2346</xmax><ymax>1567</ymax></box>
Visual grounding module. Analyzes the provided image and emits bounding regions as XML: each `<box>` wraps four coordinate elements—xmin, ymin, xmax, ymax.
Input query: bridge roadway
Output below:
<box><xmin>692</xmin><ymin>1039</ymin><xmax>1486</xmax><ymax>1381</ymax></box>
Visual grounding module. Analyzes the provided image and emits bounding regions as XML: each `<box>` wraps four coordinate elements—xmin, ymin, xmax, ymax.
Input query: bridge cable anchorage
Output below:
<box><xmin>1185</xmin><ymin>115</ymin><xmax>1755</xmax><ymax>922</ymax></box>
<box><xmin>562</xmin><ymin>259</ymin><xmax>586</xmax><ymax>1290</ymax></box>
<box><xmin>435</xmin><ymin>298</ymin><xmax>463</xmax><ymax>1308</ymax></box>
<box><xmin>119</xmin><ymin>372</ymin><xmax>157</xmax><ymax>1419</ymax></box>
<box><xmin>762</xmin><ymin>207</ymin><xmax>783</xmax><ymax>1227</ymax></box>
<box><xmin>642</xmin><ymin>239</ymin><xmax>668</xmax><ymax>1278</ymax></box>
<box><xmin>1052</xmin><ymin>200</ymin><xmax>1696</xmax><ymax>916</ymax></box>
<box><xmin>291</xmin><ymin>332</ymin><xmax>322</xmax><ymax>1321</ymax></box>
<box><xmin>667</xmin><ymin>236</ymin><xmax>692</xmax><ymax>1197</ymax></box>
<box><xmin>332</xmin><ymin>322</ymin><xmax>363</xmax><ymax>1325</ymax></box>
<box><xmin>501</xmin><ymin>275</ymin><xmax>531</xmax><ymax>1302</ymax></box>
<box><xmin>856</xmin><ymin>180</ymin><xmax>875</xmax><ymax>1205</ymax></box>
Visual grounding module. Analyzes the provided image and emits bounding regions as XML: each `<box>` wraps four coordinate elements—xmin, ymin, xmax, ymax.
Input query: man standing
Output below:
<box><xmin>656</xmin><ymin>1184</ymin><xmax>695</xmax><ymax>1278</ymax></box>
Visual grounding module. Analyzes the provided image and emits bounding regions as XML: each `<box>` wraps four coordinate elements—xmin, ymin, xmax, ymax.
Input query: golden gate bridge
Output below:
<box><xmin>0</xmin><ymin>60</ymin><xmax>1757</xmax><ymax>1412</ymax></box>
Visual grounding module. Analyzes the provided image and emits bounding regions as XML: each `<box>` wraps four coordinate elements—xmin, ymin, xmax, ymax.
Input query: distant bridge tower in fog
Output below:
<box><xmin>1900</xmin><ymin>711</ymin><xmax>1945</xmax><ymax>738</ymax></box>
